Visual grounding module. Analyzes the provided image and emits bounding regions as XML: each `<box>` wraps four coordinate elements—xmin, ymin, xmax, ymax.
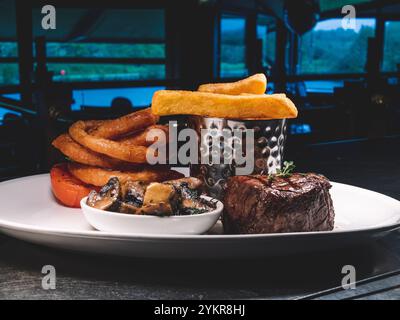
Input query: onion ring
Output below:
<box><xmin>118</xmin><ymin>125</ymin><xmax>169</xmax><ymax>147</ymax></box>
<box><xmin>52</xmin><ymin>134</ymin><xmax>137</xmax><ymax>169</ymax></box>
<box><xmin>68</xmin><ymin>162</ymin><xmax>184</xmax><ymax>187</ymax></box>
<box><xmin>89</xmin><ymin>108</ymin><xmax>159</xmax><ymax>139</ymax></box>
<box><xmin>69</xmin><ymin>120</ymin><xmax>149</xmax><ymax>163</ymax></box>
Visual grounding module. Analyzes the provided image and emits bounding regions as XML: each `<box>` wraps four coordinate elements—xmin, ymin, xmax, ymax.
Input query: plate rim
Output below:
<box><xmin>0</xmin><ymin>174</ymin><xmax>399</xmax><ymax>241</ymax></box>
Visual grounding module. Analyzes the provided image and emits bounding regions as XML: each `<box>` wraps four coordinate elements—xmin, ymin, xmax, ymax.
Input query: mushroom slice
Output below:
<box><xmin>140</xmin><ymin>203</ymin><xmax>174</xmax><ymax>216</ymax></box>
<box><xmin>178</xmin><ymin>184</ymin><xmax>214</xmax><ymax>214</ymax></box>
<box><xmin>165</xmin><ymin>177</ymin><xmax>203</xmax><ymax>190</ymax></box>
<box><xmin>118</xmin><ymin>201</ymin><xmax>142</xmax><ymax>214</ymax></box>
<box><xmin>165</xmin><ymin>178</ymin><xmax>215</xmax><ymax>215</ymax></box>
<box><xmin>142</xmin><ymin>182</ymin><xmax>177</xmax><ymax>215</ymax></box>
<box><xmin>119</xmin><ymin>201</ymin><xmax>173</xmax><ymax>216</ymax></box>
<box><xmin>143</xmin><ymin>182</ymin><xmax>176</xmax><ymax>205</ymax></box>
<box><xmin>86</xmin><ymin>177</ymin><xmax>121</xmax><ymax>211</ymax></box>
<box><xmin>121</xmin><ymin>180</ymin><xmax>147</xmax><ymax>207</ymax></box>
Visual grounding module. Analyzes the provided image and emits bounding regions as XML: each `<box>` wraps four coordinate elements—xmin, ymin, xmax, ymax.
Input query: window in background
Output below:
<box><xmin>0</xmin><ymin>42</ymin><xmax>17</xmax><ymax>57</ymax></box>
<box><xmin>220</xmin><ymin>14</ymin><xmax>247</xmax><ymax>78</ymax></box>
<box><xmin>290</xmin><ymin>123</ymin><xmax>312</xmax><ymax>135</ymax></box>
<box><xmin>0</xmin><ymin>0</ymin><xmax>18</xmax><ymax>85</ymax></box>
<box><xmin>382</xmin><ymin>21</ymin><xmax>400</xmax><ymax>72</ymax></box>
<box><xmin>0</xmin><ymin>62</ymin><xmax>18</xmax><ymax>85</ymax></box>
<box><xmin>257</xmin><ymin>15</ymin><xmax>276</xmax><ymax>71</ymax></box>
<box><xmin>48</xmin><ymin>63</ymin><xmax>165</xmax><ymax>82</ymax></box>
<box><xmin>298</xmin><ymin>18</ymin><xmax>376</xmax><ymax>74</ymax></box>
<box><xmin>0</xmin><ymin>0</ymin><xmax>19</xmax><ymax>121</ymax></box>
<box><xmin>0</xmin><ymin>91</ymin><xmax>21</xmax><ymax>123</ymax></box>
<box><xmin>303</xmin><ymin>80</ymin><xmax>344</xmax><ymax>93</ymax></box>
<box><xmin>45</xmin><ymin>43</ymin><xmax>165</xmax><ymax>59</ymax></box>
<box><xmin>387</xmin><ymin>77</ymin><xmax>398</xmax><ymax>86</ymax></box>
<box><xmin>71</xmin><ymin>86</ymin><xmax>165</xmax><ymax>111</ymax></box>
<box><xmin>43</xmin><ymin>42</ymin><xmax>166</xmax><ymax>82</ymax></box>
<box><xmin>32</xmin><ymin>9</ymin><xmax>166</xmax><ymax>82</ymax></box>
<box><xmin>2</xmin><ymin>93</ymin><xmax>20</xmax><ymax>100</ymax></box>
<box><xmin>30</xmin><ymin>8</ymin><xmax>166</xmax><ymax>110</ymax></box>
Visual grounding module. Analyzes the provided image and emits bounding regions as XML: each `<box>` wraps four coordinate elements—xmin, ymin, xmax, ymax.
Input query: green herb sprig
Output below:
<box><xmin>268</xmin><ymin>161</ymin><xmax>296</xmax><ymax>182</ymax></box>
<box><xmin>276</xmin><ymin>161</ymin><xmax>296</xmax><ymax>177</ymax></box>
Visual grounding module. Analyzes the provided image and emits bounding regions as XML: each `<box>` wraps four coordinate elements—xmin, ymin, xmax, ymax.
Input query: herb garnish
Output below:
<box><xmin>276</xmin><ymin>161</ymin><xmax>296</xmax><ymax>177</ymax></box>
<box><xmin>268</xmin><ymin>161</ymin><xmax>296</xmax><ymax>182</ymax></box>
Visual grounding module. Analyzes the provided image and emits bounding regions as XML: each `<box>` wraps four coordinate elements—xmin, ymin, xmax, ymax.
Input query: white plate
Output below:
<box><xmin>80</xmin><ymin>196</ymin><xmax>223</xmax><ymax>235</ymax></box>
<box><xmin>0</xmin><ymin>174</ymin><xmax>399</xmax><ymax>259</ymax></box>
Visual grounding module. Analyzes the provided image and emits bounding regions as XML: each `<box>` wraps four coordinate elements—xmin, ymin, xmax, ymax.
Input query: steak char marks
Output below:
<box><xmin>223</xmin><ymin>173</ymin><xmax>335</xmax><ymax>234</ymax></box>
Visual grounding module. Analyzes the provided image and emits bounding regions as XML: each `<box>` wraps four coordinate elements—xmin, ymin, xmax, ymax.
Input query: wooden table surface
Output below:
<box><xmin>0</xmin><ymin>137</ymin><xmax>399</xmax><ymax>300</ymax></box>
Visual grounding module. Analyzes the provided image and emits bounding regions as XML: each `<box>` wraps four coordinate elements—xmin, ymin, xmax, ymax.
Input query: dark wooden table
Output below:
<box><xmin>0</xmin><ymin>137</ymin><xmax>399</xmax><ymax>300</ymax></box>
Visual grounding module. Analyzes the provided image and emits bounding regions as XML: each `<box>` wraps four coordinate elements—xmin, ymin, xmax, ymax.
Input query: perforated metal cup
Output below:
<box><xmin>188</xmin><ymin>116</ymin><xmax>287</xmax><ymax>199</ymax></box>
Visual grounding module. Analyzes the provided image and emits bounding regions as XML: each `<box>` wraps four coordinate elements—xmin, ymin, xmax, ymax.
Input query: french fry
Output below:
<box><xmin>198</xmin><ymin>73</ymin><xmax>267</xmax><ymax>95</ymax></box>
<box><xmin>151</xmin><ymin>90</ymin><xmax>298</xmax><ymax>119</ymax></box>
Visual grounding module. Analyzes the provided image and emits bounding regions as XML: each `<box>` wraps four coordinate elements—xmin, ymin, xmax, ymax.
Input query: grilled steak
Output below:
<box><xmin>223</xmin><ymin>173</ymin><xmax>334</xmax><ymax>234</ymax></box>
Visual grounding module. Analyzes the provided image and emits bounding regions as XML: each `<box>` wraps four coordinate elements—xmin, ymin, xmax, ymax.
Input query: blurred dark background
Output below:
<box><xmin>0</xmin><ymin>0</ymin><xmax>399</xmax><ymax>181</ymax></box>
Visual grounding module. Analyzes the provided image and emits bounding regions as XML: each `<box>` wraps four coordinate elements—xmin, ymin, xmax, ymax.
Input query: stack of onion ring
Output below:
<box><xmin>51</xmin><ymin>108</ymin><xmax>181</xmax><ymax>207</ymax></box>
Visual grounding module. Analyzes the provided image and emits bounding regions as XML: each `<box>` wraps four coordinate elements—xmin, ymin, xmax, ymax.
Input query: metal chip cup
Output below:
<box><xmin>188</xmin><ymin>116</ymin><xmax>287</xmax><ymax>199</ymax></box>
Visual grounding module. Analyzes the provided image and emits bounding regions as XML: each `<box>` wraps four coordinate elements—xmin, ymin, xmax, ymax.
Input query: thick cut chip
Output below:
<box><xmin>151</xmin><ymin>90</ymin><xmax>298</xmax><ymax>119</ymax></box>
<box><xmin>198</xmin><ymin>74</ymin><xmax>266</xmax><ymax>95</ymax></box>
